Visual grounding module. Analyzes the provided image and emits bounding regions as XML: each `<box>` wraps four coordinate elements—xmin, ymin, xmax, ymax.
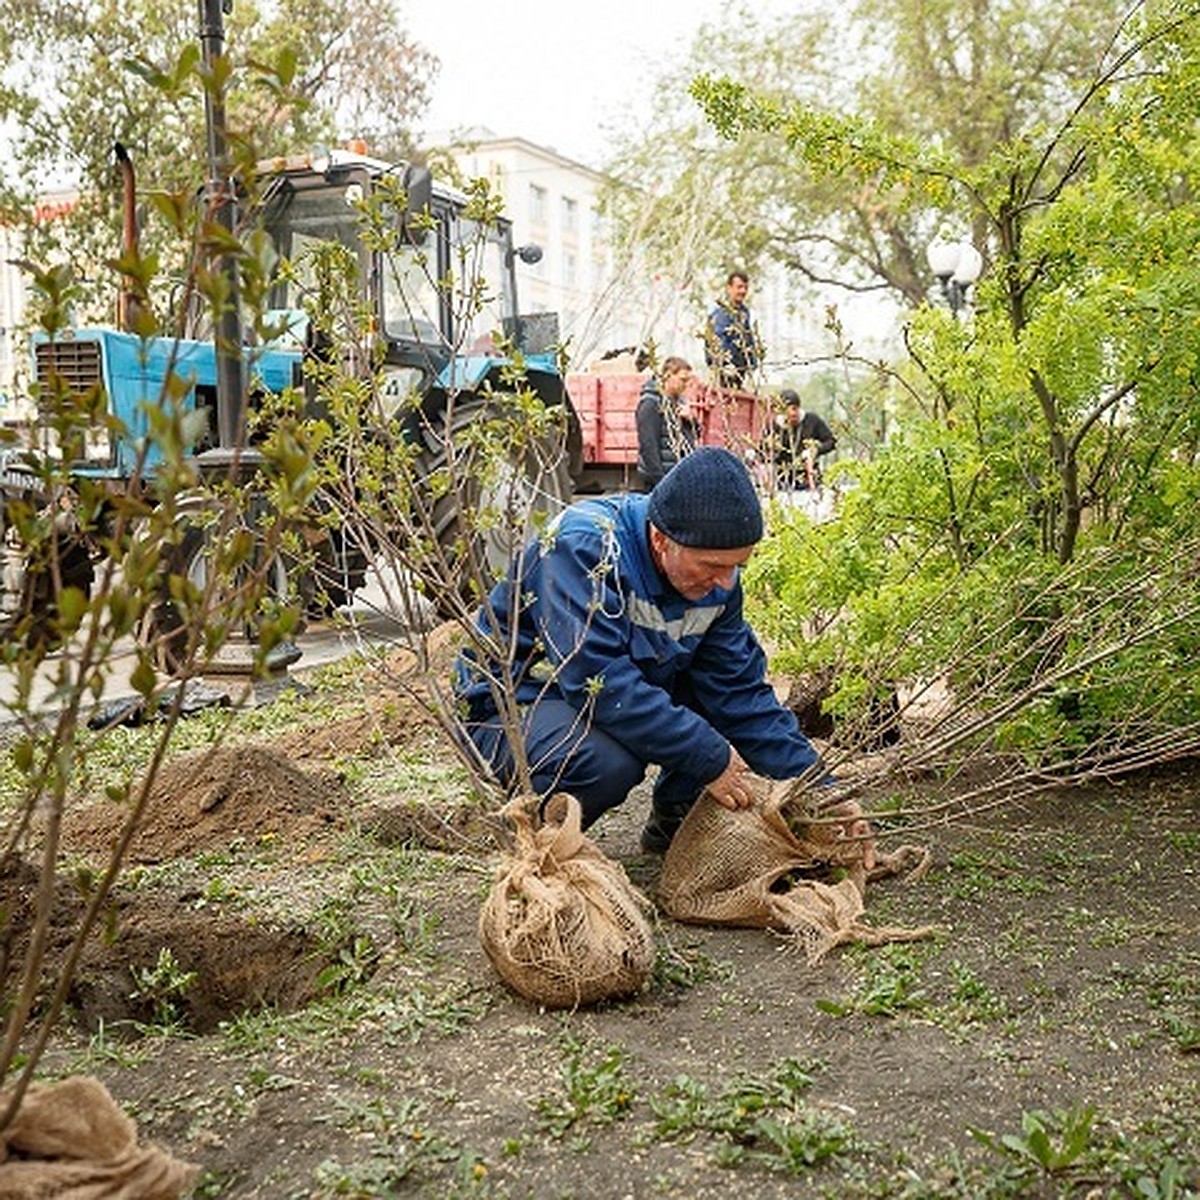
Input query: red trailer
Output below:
<box><xmin>566</xmin><ymin>372</ymin><xmax>772</xmax><ymax>493</ymax></box>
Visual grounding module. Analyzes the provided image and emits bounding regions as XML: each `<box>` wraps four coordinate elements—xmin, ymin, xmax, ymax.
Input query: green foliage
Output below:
<box><xmin>647</xmin><ymin>1057</ymin><xmax>851</xmax><ymax>1175</ymax></box>
<box><xmin>651</xmin><ymin>934</ymin><xmax>734</xmax><ymax>991</ymax></box>
<box><xmin>969</xmin><ymin>1104</ymin><xmax>1098</xmax><ymax>1174</ymax></box>
<box><xmin>693</xmin><ymin>3</ymin><xmax>1200</xmax><ymax>773</ymax></box>
<box><xmin>0</xmin><ymin>0</ymin><xmax>435</xmax><ymax>320</ymax></box>
<box><xmin>129</xmin><ymin>946</ymin><xmax>198</xmax><ymax>1031</ymax></box>
<box><xmin>313</xmin><ymin>1095</ymin><xmax>492</xmax><ymax>1198</ymax></box>
<box><xmin>816</xmin><ymin>944</ymin><xmax>931</xmax><ymax>1019</ymax></box>
<box><xmin>533</xmin><ymin>1033</ymin><xmax>635</xmax><ymax>1140</ymax></box>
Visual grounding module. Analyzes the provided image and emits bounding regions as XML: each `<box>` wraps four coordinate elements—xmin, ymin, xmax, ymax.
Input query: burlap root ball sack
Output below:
<box><xmin>658</xmin><ymin>776</ymin><xmax>935</xmax><ymax>964</ymax></box>
<box><xmin>0</xmin><ymin>1074</ymin><xmax>198</xmax><ymax>1198</ymax></box>
<box><xmin>479</xmin><ymin>792</ymin><xmax>655</xmax><ymax>1009</ymax></box>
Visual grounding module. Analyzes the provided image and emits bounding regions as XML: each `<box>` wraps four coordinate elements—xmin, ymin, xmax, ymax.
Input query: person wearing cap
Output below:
<box><xmin>769</xmin><ymin>390</ymin><xmax>837</xmax><ymax>491</ymax></box>
<box><xmin>454</xmin><ymin>446</ymin><xmax>873</xmax><ymax>860</ymax></box>
<box><xmin>635</xmin><ymin>355</ymin><xmax>699</xmax><ymax>492</ymax></box>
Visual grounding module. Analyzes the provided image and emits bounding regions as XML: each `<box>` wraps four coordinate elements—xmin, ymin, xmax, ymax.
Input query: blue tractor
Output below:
<box><xmin>5</xmin><ymin>145</ymin><xmax>582</xmax><ymax>663</ymax></box>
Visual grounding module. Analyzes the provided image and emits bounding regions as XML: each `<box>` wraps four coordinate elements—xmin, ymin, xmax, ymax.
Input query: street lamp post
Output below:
<box><xmin>926</xmin><ymin>234</ymin><xmax>983</xmax><ymax>316</ymax></box>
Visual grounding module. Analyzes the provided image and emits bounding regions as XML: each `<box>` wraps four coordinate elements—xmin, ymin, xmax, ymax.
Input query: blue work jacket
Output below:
<box><xmin>456</xmin><ymin>493</ymin><xmax>820</xmax><ymax>786</ymax></box>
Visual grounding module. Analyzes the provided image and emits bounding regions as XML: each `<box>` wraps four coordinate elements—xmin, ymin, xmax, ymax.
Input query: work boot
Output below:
<box><xmin>639</xmin><ymin>811</ymin><xmax>681</xmax><ymax>856</ymax></box>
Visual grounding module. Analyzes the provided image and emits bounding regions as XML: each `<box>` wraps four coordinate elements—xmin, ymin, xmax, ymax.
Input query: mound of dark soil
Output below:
<box><xmin>61</xmin><ymin>745</ymin><xmax>348</xmax><ymax>864</ymax></box>
<box><xmin>366</xmin><ymin>797</ymin><xmax>502</xmax><ymax>852</ymax></box>
<box><xmin>273</xmin><ymin>691</ymin><xmax>433</xmax><ymax>765</ymax></box>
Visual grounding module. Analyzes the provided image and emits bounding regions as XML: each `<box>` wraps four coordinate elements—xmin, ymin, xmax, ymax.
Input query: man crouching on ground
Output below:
<box><xmin>454</xmin><ymin>446</ymin><xmax>874</xmax><ymax>862</ymax></box>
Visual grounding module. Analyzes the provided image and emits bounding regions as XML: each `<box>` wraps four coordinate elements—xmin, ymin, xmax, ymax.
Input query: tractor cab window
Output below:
<box><xmin>452</xmin><ymin>216</ymin><xmax>516</xmax><ymax>356</ymax></box>
<box><xmin>380</xmin><ymin>237</ymin><xmax>443</xmax><ymax>348</ymax></box>
<box><xmin>380</xmin><ymin>210</ymin><xmax>514</xmax><ymax>355</ymax></box>
<box><xmin>262</xmin><ymin>180</ymin><xmax>370</xmax><ymax>339</ymax></box>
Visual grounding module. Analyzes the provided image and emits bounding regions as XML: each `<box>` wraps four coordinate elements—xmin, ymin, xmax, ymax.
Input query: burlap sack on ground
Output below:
<box><xmin>0</xmin><ymin>1074</ymin><xmax>198</xmax><ymax>1199</ymax></box>
<box><xmin>479</xmin><ymin>793</ymin><xmax>655</xmax><ymax>1009</ymax></box>
<box><xmin>658</xmin><ymin>777</ymin><xmax>935</xmax><ymax>964</ymax></box>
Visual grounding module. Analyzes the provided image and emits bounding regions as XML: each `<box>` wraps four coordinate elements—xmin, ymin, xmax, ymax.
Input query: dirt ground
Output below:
<box><xmin>5</xmin><ymin>653</ymin><xmax>1199</xmax><ymax>1199</ymax></box>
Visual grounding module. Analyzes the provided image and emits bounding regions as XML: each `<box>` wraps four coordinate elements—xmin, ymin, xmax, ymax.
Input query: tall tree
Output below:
<box><xmin>602</xmin><ymin>0</ymin><xmax>1135</xmax><ymax>320</ymax></box>
<box><xmin>695</xmin><ymin>0</ymin><xmax>1200</xmax><ymax>562</ymax></box>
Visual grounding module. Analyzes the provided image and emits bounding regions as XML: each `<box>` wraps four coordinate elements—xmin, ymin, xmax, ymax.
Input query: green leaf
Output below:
<box><xmin>130</xmin><ymin>655</ymin><xmax>158</xmax><ymax>699</ymax></box>
<box><xmin>56</xmin><ymin>586</ymin><xmax>88</xmax><ymax>632</ymax></box>
<box><xmin>814</xmin><ymin>998</ymin><xmax>851</xmax><ymax>1017</ymax></box>
<box><xmin>11</xmin><ymin>738</ymin><xmax>35</xmax><ymax>772</ymax></box>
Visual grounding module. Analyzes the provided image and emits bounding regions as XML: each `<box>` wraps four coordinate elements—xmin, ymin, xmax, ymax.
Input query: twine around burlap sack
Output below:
<box><xmin>479</xmin><ymin>793</ymin><xmax>656</xmax><ymax>1009</ymax></box>
<box><xmin>658</xmin><ymin>777</ymin><xmax>936</xmax><ymax>964</ymax></box>
<box><xmin>0</xmin><ymin>1074</ymin><xmax>198</xmax><ymax>1199</ymax></box>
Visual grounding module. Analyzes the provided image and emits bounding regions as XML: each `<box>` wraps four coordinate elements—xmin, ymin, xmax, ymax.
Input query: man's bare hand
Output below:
<box><xmin>706</xmin><ymin>748</ymin><xmax>756</xmax><ymax>811</ymax></box>
<box><xmin>819</xmin><ymin>798</ymin><xmax>876</xmax><ymax>871</ymax></box>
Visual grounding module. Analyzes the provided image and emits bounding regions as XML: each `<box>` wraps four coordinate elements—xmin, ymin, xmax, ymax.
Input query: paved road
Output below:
<box><xmin>0</xmin><ymin>574</ymin><xmax>431</xmax><ymax>728</ymax></box>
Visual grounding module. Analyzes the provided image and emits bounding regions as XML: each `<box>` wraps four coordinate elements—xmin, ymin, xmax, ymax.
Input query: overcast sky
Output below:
<box><xmin>405</xmin><ymin>0</ymin><xmax>779</xmax><ymax>167</ymax></box>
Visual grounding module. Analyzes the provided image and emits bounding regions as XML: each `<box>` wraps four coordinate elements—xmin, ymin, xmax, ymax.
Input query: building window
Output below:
<box><xmin>561</xmin><ymin>195</ymin><xmax>578</xmax><ymax>236</ymax></box>
<box><xmin>563</xmin><ymin>252</ymin><xmax>577</xmax><ymax>288</ymax></box>
<box><xmin>529</xmin><ymin>184</ymin><xmax>547</xmax><ymax>226</ymax></box>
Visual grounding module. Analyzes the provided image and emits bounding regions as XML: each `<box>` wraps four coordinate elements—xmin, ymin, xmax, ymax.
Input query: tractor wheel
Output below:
<box><xmin>139</xmin><ymin>524</ymin><xmax>293</xmax><ymax>677</ymax></box>
<box><xmin>414</xmin><ymin>395</ymin><xmax>574</xmax><ymax>616</ymax></box>
<box><xmin>300</xmin><ymin>527</ymin><xmax>372</xmax><ymax>618</ymax></box>
<box><xmin>0</xmin><ymin>502</ymin><xmax>94</xmax><ymax>651</ymax></box>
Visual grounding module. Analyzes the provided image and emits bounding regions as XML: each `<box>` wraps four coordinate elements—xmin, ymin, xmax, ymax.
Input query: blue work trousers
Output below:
<box><xmin>465</xmin><ymin>696</ymin><xmax>709</xmax><ymax>829</ymax></box>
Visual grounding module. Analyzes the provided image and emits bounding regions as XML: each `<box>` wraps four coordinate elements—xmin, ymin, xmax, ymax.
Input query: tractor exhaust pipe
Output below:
<box><xmin>114</xmin><ymin>142</ymin><xmax>140</xmax><ymax>333</ymax></box>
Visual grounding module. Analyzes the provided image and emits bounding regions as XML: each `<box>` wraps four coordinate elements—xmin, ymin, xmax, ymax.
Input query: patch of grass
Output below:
<box><xmin>969</xmin><ymin>1104</ymin><xmax>1097</xmax><ymax>1175</ymax></box>
<box><xmin>331</xmin><ymin>1093</ymin><xmax>424</xmax><ymax>1136</ymax></box>
<box><xmin>533</xmin><ymin>1032</ymin><xmax>636</xmax><ymax>1141</ymax></box>
<box><xmin>219</xmin><ymin>980</ymin><xmax>490</xmax><ymax>1052</ymax></box>
<box><xmin>372</xmin><ymin>981</ymin><xmax>491</xmax><ymax>1045</ymax></box>
<box><xmin>646</xmin><ymin>1057</ymin><xmax>851</xmax><ymax>1176</ymax></box>
<box><xmin>1102</xmin><ymin>1099</ymin><xmax>1200</xmax><ymax>1199</ymax></box>
<box><xmin>935</xmin><ymin>961</ymin><xmax>1010</xmax><ymax>1026</ymax></box>
<box><xmin>817</xmin><ymin>944</ymin><xmax>931</xmax><ymax>1018</ymax></box>
<box><xmin>651</xmin><ymin>931</ymin><xmax>734</xmax><ymax>991</ymax></box>
<box><xmin>311</xmin><ymin>1124</ymin><xmax>495</xmax><ymax>1198</ymax></box>
<box><xmin>941</xmin><ymin>850</ymin><xmax>1052</xmax><ymax>900</ymax></box>
<box><xmin>1165</xmin><ymin>830</ymin><xmax>1200</xmax><ymax>853</ymax></box>
<box><xmin>1107</xmin><ymin>953</ymin><xmax>1200</xmax><ymax>1052</ymax></box>
<box><xmin>63</xmin><ymin>1018</ymin><xmax>152</xmax><ymax>1072</ymax></box>
<box><xmin>340</xmin><ymin>744</ymin><xmax>474</xmax><ymax>805</ymax></box>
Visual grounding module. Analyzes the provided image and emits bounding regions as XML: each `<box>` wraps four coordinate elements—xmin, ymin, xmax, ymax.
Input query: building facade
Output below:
<box><xmin>446</xmin><ymin>134</ymin><xmax>642</xmax><ymax>367</ymax></box>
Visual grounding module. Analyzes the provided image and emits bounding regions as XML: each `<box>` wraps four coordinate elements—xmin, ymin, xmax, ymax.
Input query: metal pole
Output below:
<box><xmin>199</xmin><ymin>0</ymin><xmax>243</xmax><ymax>449</ymax></box>
<box><xmin>193</xmin><ymin>0</ymin><xmax>301</xmax><ymax>695</ymax></box>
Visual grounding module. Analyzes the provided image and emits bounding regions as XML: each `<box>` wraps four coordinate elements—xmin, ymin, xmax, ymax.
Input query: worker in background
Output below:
<box><xmin>704</xmin><ymin>271</ymin><xmax>763</xmax><ymax>388</ymax></box>
<box><xmin>635</xmin><ymin>355</ymin><xmax>699</xmax><ymax>492</ymax></box>
<box><xmin>769</xmin><ymin>389</ymin><xmax>837</xmax><ymax>491</ymax></box>
<box><xmin>454</xmin><ymin>447</ymin><xmax>875</xmax><ymax>860</ymax></box>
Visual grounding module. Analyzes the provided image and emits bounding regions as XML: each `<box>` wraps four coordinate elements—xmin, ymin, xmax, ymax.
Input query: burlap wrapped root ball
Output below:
<box><xmin>479</xmin><ymin>793</ymin><xmax>656</xmax><ymax>1008</ymax></box>
<box><xmin>658</xmin><ymin>775</ymin><xmax>935</xmax><ymax>964</ymax></box>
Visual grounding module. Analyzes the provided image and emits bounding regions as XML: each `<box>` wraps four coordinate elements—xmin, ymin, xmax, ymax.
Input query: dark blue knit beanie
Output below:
<box><xmin>647</xmin><ymin>446</ymin><xmax>764</xmax><ymax>548</ymax></box>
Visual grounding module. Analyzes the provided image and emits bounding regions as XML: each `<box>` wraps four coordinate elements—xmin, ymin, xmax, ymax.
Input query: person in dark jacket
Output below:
<box><xmin>635</xmin><ymin>355</ymin><xmax>699</xmax><ymax>491</ymax></box>
<box><xmin>768</xmin><ymin>390</ymin><xmax>837</xmax><ymax>491</ymax></box>
<box><xmin>454</xmin><ymin>447</ymin><xmax>874</xmax><ymax>859</ymax></box>
<box><xmin>704</xmin><ymin>271</ymin><xmax>763</xmax><ymax>388</ymax></box>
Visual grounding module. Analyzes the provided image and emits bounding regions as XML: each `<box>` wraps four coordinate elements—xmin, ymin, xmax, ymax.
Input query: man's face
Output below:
<box><xmin>663</xmin><ymin>365</ymin><xmax>692</xmax><ymax>399</ymax></box>
<box><xmin>727</xmin><ymin>277</ymin><xmax>749</xmax><ymax>306</ymax></box>
<box><xmin>649</xmin><ymin>526</ymin><xmax>755</xmax><ymax>600</ymax></box>
<box><xmin>785</xmin><ymin>404</ymin><xmax>801</xmax><ymax>427</ymax></box>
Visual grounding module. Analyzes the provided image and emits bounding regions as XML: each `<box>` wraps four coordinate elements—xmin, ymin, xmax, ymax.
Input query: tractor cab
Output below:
<box><xmin>253</xmin><ymin>149</ymin><xmax>557</xmax><ymax>423</ymax></box>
